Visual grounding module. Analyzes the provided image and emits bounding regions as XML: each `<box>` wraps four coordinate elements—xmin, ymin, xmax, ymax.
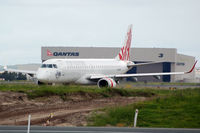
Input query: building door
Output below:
<box><xmin>126</xmin><ymin>66</ymin><xmax>137</xmax><ymax>81</ymax></box>
<box><xmin>163</xmin><ymin>62</ymin><xmax>171</xmax><ymax>82</ymax></box>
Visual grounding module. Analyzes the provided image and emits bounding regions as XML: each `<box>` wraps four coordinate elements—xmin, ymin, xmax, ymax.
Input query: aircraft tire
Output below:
<box><xmin>37</xmin><ymin>80</ymin><xmax>45</xmax><ymax>85</ymax></box>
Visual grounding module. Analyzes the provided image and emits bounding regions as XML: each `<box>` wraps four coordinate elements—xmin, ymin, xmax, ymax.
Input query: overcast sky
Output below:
<box><xmin>0</xmin><ymin>0</ymin><xmax>200</xmax><ymax>66</ymax></box>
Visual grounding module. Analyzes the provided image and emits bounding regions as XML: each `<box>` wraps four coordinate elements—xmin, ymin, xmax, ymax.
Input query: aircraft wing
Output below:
<box><xmin>90</xmin><ymin>61</ymin><xmax>197</xmax><ymax>79</ymax></box>
<box><xmin>3</xmin><ymin>67</ymin><xmax>37</xmax><ymax>77</ymax></box>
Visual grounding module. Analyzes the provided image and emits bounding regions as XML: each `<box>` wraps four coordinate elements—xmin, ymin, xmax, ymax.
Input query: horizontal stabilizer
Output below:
<box><xmin>127</xmin><ymin>61</ymin><xmax>164</xmax><ymax>67</ymax></box>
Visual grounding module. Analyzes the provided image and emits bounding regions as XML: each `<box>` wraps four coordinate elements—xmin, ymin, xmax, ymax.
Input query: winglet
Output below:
<box><xmin>186</xmin><ymin>61</ymin><xmax>197</xmax><ymax>73</ymax></box>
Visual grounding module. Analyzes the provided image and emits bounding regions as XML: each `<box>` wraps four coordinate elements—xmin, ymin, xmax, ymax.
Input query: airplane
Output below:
<box><xmin>4</xmin><ymin>25</ymin><xmax>197</xmax><ymax>88</ymax></box>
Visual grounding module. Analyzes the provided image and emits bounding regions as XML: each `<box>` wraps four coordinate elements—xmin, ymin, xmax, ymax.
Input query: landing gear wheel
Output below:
<box><xmin>37</xmin><ymin>80</ymin><xmax>45</xmax><ymax>85</ymax></box>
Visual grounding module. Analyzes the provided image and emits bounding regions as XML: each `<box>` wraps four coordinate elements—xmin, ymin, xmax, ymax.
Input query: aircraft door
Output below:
<box><xmin>55</xmin><ymin>70</ymin><xmax>62</xmax><ymax>79</ymax></box>
<box><xmin>54</xmin><ymin>62</ymin><xmax>65</xmax><ymax>81</ymax></box>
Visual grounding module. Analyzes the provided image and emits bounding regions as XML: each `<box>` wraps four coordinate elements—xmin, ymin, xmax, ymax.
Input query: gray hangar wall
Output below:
<box><xmin>41</xmin><ymin>47</ymin><xmax>195</xmax><ymax>82</ymax></box>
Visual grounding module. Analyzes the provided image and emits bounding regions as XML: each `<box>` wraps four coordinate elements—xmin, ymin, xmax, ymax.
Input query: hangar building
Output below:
<box><xmin>41</xmin><ymin>47</ymin><xmax>195</xmax><ymax>82</ymax></box>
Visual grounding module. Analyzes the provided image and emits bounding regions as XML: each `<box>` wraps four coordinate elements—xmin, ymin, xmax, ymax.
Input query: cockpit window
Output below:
<box><xmin>41</xmin><ymin>64</ymin><xmax>57</xmax><ymax>68</ymax></box>
<box><xmin>53</xmin><ymin>64</ymin><xmax>57</xmax><ymax>68</ymax></box>
<box><xmin>41</xmin><ymin>64</ymin><xmax>47</xmax><ymax>68</ymax></box>
<box><xmin>47</xmin><ymin>64</ymin><xmax>53</xmax><ymax>68</ymax></box>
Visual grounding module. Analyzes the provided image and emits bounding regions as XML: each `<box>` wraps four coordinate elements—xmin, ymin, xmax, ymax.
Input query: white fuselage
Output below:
<box><xmin>36</xmin><ymin>59</ymin><xmax>129</xmax><ymax>84</ymax></box>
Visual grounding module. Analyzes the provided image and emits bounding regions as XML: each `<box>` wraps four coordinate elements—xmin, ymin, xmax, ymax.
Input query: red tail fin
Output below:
<box><xmin>116</xmin><ymin>25</ymin><xmax>132</xmax><ymax>61</ymax></box>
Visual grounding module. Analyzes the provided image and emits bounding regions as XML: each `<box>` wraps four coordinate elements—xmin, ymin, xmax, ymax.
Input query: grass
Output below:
<box><xmin>88</xmin><ymin>88</ymin><xmax>200</xmax><ymax>128</ymax></box>
<box><xmin>129</xmin><ymin>82</ymin><xmax>200</xmax><ymax>86</ymax></box>
<box><xmin>1</xmin><ymin>84</ymin><xmax>199</xmax><ymax>128</ymax></box>
<box><xmin>0</xmin><ymin>84</ymin><xmax>156</xmax><ymax>100</ymax></box>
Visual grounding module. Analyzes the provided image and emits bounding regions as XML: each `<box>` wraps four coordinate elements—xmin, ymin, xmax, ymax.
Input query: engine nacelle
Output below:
<box><xmin>97</xmin><ymin>78</ymin><xmax>117</xmax><ymax>88</ymax></box>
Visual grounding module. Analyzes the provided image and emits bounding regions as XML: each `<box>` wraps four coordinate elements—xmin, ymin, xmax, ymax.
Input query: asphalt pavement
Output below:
<box><xmin>0</xmin><ymin>126</ymin><xmax>200</xmax><ymax>133</ymax></box>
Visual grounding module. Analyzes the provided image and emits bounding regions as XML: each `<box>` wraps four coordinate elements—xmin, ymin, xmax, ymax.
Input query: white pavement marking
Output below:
<box><xmin>0</xmin><ymin>130</ymin><xmax>146</xmax><ymax>133</ymax></box>
<box><xmin>27</xmin><ymin>115</ymin><xmax>31</xmax><ymax>133</ymax></box>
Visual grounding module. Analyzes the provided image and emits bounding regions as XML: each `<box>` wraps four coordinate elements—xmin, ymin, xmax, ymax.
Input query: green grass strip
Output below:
<box><xmin>0</xmin><ymin>84</ymin><xmax>156</xmax><ymax>100</ymax></box>
<box><xmin>88</xmin><ymin>88</ymin><xmax>200</xmax><ymax>128</ymax></box>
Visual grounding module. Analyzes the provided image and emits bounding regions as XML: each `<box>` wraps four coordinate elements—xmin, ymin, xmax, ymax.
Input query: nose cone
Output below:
<box><xmin>36</xmin><ymin>69</ymin><xmax>49</xmax><ymax>82</ymax></box>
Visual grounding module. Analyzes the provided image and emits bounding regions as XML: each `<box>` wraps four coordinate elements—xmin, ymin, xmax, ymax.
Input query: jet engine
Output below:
<box><xmin>97</xmin><ymin>78</ymin><xmax>117</xmax><ymax>88</ymax></box>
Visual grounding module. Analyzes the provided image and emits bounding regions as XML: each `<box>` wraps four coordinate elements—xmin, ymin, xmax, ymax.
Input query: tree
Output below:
<box><xmin>0</xmin><ymin>72</ymin><xmax>27</xmax><ymax>81</ymax></box>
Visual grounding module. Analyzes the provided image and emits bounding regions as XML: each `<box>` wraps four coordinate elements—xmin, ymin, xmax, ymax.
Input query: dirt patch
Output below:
<box><xmin>0</xmin><ymin>91</ymin><xmax>151</xmax><ymax>126</ymax></box>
